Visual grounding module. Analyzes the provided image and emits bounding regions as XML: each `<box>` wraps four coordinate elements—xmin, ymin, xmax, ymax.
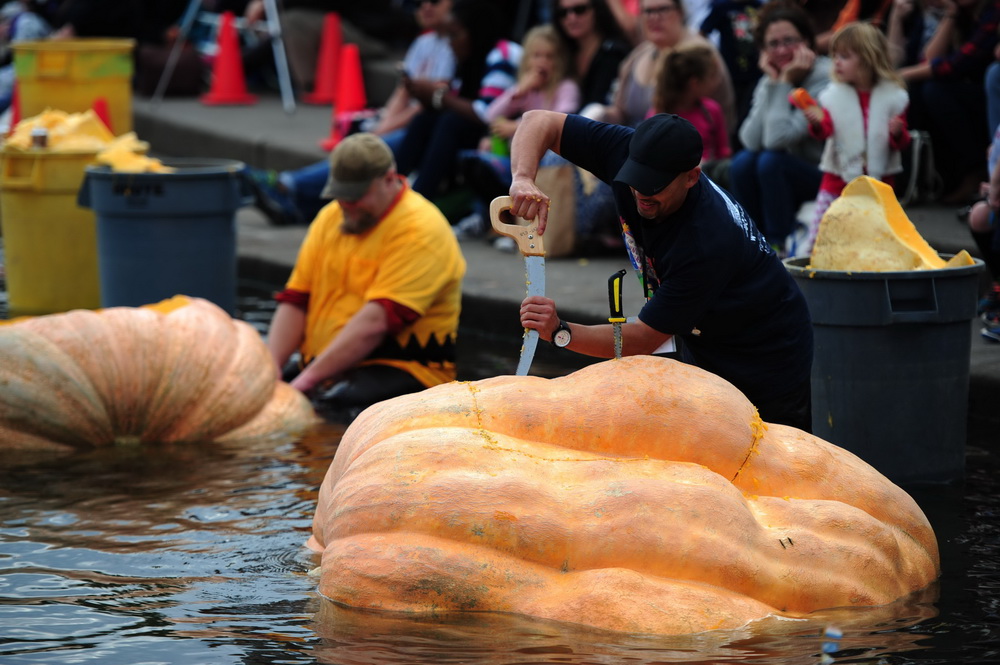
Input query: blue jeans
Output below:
<box><xmin>728</xmin><ymin>149</ymin><xmax>822</xmax><ymax>246</ymax></box>
<box><xmin>986</xmin><ymin>61</ymin><xmax>1000</xmax><ymax>141</ymax></box>
<box><xmin>395</xmin><ymin>109</ymin><xmax>486</xmax><ymax>198</ymax></box>
<box><xmin>280</xmin><ymin>128</ymin><xmax>408</xmax><ymax>221</ymax></box>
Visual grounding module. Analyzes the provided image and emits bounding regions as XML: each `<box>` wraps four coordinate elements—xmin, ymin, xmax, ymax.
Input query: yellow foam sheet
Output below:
<box><xmin>3</xmin><ymin>109</ymin><xmax>172</xmax><ymax>173</ymax></box>
<box><xmin>809</xmin><ymin>176</ymin><xmax>974</xmax><ymax>271</ymax></box>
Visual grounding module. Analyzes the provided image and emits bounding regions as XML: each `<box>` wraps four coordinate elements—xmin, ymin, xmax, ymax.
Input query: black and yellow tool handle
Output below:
<box><xmin>608</xmin><ymin>269</ymin><xmax>627</xmax><ymax>323</ymax></box>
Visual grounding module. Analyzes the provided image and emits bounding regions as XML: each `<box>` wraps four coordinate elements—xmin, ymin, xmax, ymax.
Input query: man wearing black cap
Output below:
<box><xmin>508</xmin><ymin>110</ymin><xmax>813</xmax><ymax>431</ymax></box>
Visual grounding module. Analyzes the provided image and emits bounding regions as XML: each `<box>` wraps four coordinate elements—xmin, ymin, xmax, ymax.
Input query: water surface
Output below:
<box><xmin>1</xmin><ymin>288</ymin><xmax>998</xmax><ymax>664</ymax></box>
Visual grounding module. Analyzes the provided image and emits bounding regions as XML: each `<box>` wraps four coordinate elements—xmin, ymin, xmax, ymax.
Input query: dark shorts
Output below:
<box><xmin>286</xmin><ymin>363</ymin><xmax>426</xmax><ymax>422</ymax></box>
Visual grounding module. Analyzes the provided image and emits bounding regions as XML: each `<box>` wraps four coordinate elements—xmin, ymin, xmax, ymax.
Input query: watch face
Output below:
<box><xmin>553</xmin><ymin>327</ymin><xmax>572</xmax><ymax>348</ymax></box>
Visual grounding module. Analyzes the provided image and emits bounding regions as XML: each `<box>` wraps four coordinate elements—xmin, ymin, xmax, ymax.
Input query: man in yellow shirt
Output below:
<box><xmin>267</xmin><ymin>133</ymin><xmax>466</xmax><ymax>417</ymax></box>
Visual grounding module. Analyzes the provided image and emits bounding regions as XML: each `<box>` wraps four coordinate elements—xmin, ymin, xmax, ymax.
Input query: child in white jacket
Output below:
<box><xmin>796</xmin><ymin>22</ymin><xmax>910</xmax><ymax>257</ymax></box>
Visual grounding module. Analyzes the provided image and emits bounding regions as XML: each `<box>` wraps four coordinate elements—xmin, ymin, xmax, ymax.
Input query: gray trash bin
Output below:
<box><xmin>78</xmin><ymin>159</ymin><xmax>252</xmax><ymax>315</ymax></box>
<box><xmin>785</xmin><ymin>257</ymin><xmax>984</xmax><ymax>484</ymax></box>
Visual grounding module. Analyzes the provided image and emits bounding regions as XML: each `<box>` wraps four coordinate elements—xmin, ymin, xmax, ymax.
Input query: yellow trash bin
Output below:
<box><xmin>12</xmin><ymin>39</ymin><xmax>135</xmax><ymax>134</ymax></box>
<box><xmin>0</xmin><ymin>147</ymin><xmax>102</xmax><ymax>317</ymax></box>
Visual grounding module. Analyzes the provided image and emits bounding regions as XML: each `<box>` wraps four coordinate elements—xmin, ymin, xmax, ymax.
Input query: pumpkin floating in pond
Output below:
<box><xmin>308</xmin><ymin>356</ymin><xmax>940</xmax><ymax>635</ymax></box>
<box><xmin>0</xmin><ymin>296</ymin><xmax>318</xmax><ymax>451</ymax></box>
<box><xmin>810</xmin><ymin>176</ymin><xmax>974</xmax><ymax>271</ymax></box>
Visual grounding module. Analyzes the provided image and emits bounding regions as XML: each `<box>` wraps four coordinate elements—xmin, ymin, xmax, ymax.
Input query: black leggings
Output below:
<box><xmin>308</xmin><ymin>365</ymin><xmax>426</xmax><ymax>421</ymax></box>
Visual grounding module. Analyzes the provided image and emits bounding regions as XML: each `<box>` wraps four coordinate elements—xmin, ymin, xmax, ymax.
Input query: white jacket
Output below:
<box><xmin>817</xmin><ymin>80</ymin><xmax>909</xmax><ymax>182</ymax></box>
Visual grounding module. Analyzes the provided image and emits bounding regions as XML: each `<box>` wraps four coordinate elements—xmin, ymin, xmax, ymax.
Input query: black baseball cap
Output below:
<box><xmin>614</xmin><ymin>114</ymin><xmax>703</xmax><ymax>196</ymax></box>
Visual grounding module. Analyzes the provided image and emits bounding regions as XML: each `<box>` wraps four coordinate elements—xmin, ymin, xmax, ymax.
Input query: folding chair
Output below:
<box><xmin>151</xmin><ymin>0</ymin><xmax>295</xmax><ymax>114</ymax></box>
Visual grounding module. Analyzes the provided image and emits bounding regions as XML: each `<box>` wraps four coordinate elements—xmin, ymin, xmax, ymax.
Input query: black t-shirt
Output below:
<box><xmin>577</xmin><ymin>38</ymin><xmax>630</xmax><ymax>109</ymax></box>
<box><xmin>559</xmin><ymin>114</ymin><xmax>813</xmax><ymax>404</ymax></box>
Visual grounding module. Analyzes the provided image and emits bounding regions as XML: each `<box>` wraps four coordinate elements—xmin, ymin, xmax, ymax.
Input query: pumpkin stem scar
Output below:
<box><xmin>730</xmin><ymin>409</ymin><xmax>767</xmax><ymax>483</ymax></box>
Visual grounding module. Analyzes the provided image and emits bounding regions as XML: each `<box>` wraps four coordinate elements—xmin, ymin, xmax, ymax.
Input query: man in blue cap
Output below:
<box><xmin>507</xmin><ymin>110</ymin><xmax>814</xmax><ymax>431</ymax></box>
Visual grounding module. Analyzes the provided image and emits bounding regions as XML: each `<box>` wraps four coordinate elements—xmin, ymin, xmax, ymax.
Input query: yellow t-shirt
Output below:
<box><xmin>285</xmin><ymin>184</ymin><xmax>466</xmax><ymax>388</ymax></box>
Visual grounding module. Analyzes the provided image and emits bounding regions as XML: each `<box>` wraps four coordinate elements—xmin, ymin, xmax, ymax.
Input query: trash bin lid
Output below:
<box><xmin>784</xmin><ymin>256</ymin><xmax>985</xmax><ymax>325</ymax></box>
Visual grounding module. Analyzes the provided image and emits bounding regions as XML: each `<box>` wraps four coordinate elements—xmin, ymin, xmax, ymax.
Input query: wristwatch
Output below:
<box><xmin>552</xmin><ymin>320</ymin><xmax>572</xmax><ymax>348</ymax></box>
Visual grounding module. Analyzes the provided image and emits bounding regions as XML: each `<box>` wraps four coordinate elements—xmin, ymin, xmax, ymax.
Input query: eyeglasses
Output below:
<box><xmin>642</xmin><ymin>4</ymin><xmax>678</xmax><ymax>17</ymax></box>
<box><xmin>764</xmin><ymin>36</ymin><xmax>803</xmax><ymax>50</ymax></box>
<box><xmin>556</xmin><ymin>3</ymin><xmax>592</xmax><ymax>19</ymax></box>
<box><xmin>419</xmin><ymin>0</ymin><xmax>443</xmax><ymax>5</ymax></box>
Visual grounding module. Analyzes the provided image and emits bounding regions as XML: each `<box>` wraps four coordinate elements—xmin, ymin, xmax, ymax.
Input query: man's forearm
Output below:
<box><xmin>293</xmin><ymin>301</ymin><xmax>391</xmax><ymax>392</ymax></box>
<box><xmin>510</xmin><ymin>110</ymin><xmax>565</xmax><ymax>183</ymax></box>
<box><xmin>267</xmin><ymin>302</ymin><xmax>307</xmax><ymax>375</ymax></box>
<box><xmin>553</xmin><ymin>320</ymin><xmax>674</xmax><ymax>359</ymax></box>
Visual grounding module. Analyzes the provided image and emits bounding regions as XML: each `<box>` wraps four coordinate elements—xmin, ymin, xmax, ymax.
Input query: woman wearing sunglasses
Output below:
<box><xmin>587</xmin><ymin>0</ymin><xmax>734</xmax><ymax>129</ymax></box>
<box><xmin>551</xmin><ymin>0</ymin><xmax>632</xmax><ymax>113</ymax></box>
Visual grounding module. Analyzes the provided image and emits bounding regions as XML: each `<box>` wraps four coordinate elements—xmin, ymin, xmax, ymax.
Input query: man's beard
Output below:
<box><xmin>341</xmin><ymin>211</ymin><xmax>378</xmax><ymax>234</ymax></box>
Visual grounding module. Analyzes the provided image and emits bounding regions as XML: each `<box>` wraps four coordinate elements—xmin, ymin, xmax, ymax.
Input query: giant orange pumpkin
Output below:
<box><xmin>309</xmin><ymin>356</ymin><xmax>940</xmax><ymax>635</ymax></box>
<box><xmin>0</xmin><ymin>296</ymin><xmax>318</xmax><ymax>451</ymax></box>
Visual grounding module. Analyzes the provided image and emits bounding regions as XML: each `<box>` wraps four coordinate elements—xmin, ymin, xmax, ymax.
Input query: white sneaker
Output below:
<box><xmin>492</xmin><ymin>236</ymin><xmax>516</xmax><ymax>253</ymax></box>
<box><xmin>784</xmin><ymin>222</ymin><xmax>811</xmax><ymax>259</ymax></box>
<box><xmin>453</xmin><ymin>213</ymin><xmax>487</xmax><ymax>239</ymax></box>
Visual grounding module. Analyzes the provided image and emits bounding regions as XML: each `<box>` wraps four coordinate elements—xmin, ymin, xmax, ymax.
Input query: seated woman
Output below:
<box><xmin>552</xmin><ymin>0</ymin><xmax>632</xmax><ymax>112</ymax></box>
<box><xmin>727</xmin><ymin>1</ymin><xmax>830</xmax><ymax>254</ymax></box>
<box><xmin>589</xmin><ymin>0</ymin><xmax>735</xmax><ymax>129</ymax></box>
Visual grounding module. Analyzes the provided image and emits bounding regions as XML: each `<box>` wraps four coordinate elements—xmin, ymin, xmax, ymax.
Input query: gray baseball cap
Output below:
<box><xmin>321</xmin><ymin>133</ymin><xmax>395</xmax><ymax>200</ymax></box>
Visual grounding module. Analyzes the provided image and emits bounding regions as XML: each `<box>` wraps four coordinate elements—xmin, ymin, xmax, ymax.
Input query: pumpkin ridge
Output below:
<box><xmin>139</xmin><ymin>300</ymin><xmax>238</xmax><ymax>441</ymax></box>
<box><xmin>158</xmin><ymin>316</ymin><xmax>275</xmax><ymax>442</ymax></box>
<box><xmin>20</xmin><ymin>310</ymin><xmax>126</xmax><ymax>432</ymax></box>
<box><xmin>734</xmin><ymin>426</ymin><xmax>939</xmax><ymax>568</ymax></box>
<box><xmin>320</xmin><ymin>532</ymin><xmax>788</xmax><ymax>634</ymax></box>
<box><xmin>0</xmin><ymin>330</ymin><xmax>113</xmax><ymax>446</ymax></box>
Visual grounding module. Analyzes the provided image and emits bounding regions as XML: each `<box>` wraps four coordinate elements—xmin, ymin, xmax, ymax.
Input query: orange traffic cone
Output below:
<box><xmin>201</xmin><ymin>11</ymin><xmax>257</xmax><ymax>106</ymax></box>
<box><xmin>7</xmin><ymin>81</ymin><xmax>20</xmax><ymax>135</ymax></box>
<box><xmin>335</xmin><ymin>43</ymin><xmax>366</xmax><ymax>113</ymax></box>
<box><xmin>92</xmin><ymin>97</ymin><xmax>113</xmax><ymax>133</ymax></box>
<box><xmin>303</xmin><ymin>12</ymin><xmax>342</xmax><ymax>104</ymax></box>
<box><xmin>319</xmin><ymin>43</ymin><xmax>366</xmax><ymax>150</ymax></box>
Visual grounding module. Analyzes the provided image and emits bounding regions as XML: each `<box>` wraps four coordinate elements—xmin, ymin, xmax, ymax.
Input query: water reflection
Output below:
<box><xmin>311</xmin><ymin>590</ymin><xmax>940</xmax><ymax>665</ymax></box>
<box><xmin>0</xmin><ymin>423</ymin><xmax>341</xmax><ymax>665</ymax></box>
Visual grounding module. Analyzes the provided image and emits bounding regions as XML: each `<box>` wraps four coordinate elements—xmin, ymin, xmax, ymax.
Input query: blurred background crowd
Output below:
<box><xmin>1</xmin><ymin>0</ymin><xmax>998</xmax><ymax>287</ymax></box>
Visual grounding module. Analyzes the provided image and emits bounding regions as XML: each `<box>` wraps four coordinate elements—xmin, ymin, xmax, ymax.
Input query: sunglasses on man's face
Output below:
<box><xmin>419</xmin><ymin>0</ymin><xmax>443</xmax><ymax>5</ymax></box>
<box><xmin>557</xmin><ymin>3</ymin><xmax>593</xmax><ymax>19</ymax></box>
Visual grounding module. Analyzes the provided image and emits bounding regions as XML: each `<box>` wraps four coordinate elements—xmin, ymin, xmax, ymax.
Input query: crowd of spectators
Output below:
<box><xmin>230</xmin><ymin>0</ymin><xmax>998</xmax><ymax>272</ymax></box>
<box><xmin>4</xmin><ymin>0</ymin><xmax>997</xmax><ymax>336</ymax></box>
<box><xmin>8</xmin><ymin>0</ymin><xmax>993</xmax><ymax>254</ymax></box>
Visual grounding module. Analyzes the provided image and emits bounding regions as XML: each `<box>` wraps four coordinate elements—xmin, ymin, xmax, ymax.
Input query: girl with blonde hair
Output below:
<box><xmin>795</xmin><ymin>21</ymin><xmax>910</xmax><ymax>257</ymax></box>
<box><xmin>455</xmin><ymin>24</ymin><xmax>580</xmax><ymax>245</ymax></box>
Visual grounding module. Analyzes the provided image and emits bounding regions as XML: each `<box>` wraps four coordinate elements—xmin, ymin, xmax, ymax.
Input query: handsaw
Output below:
<box><xmin>490</xmin><ymin>195</ymin><xmax>546</xmax><ymax>376</ymax></box>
